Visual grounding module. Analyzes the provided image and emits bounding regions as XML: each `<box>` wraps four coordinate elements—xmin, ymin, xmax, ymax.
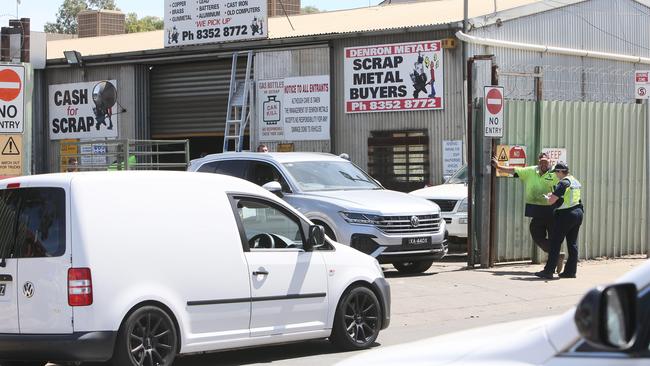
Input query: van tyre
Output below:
<box><xmin>330</xmin><ymin>286</ymin><xmax>382</xmax><ymax>351</ymax></box>
<box><xmin>393</xmin><ymin>259</ymin><xmax>434</xmax><ymax>274</ymax></box>
<box><xmin>112</xmin><ymin>306</ymin><xmax>178</xmax><ymax>366</ymax></box>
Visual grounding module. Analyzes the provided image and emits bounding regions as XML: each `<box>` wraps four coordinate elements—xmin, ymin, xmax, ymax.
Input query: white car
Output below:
<box><xmin>337</xmin><ymin>259</ymin><xmax>650</xmax><ymax>366</ymax></box>
<box><xmin>410</xmin><ymin>165</ymin><xmax>468</xmax><ymax>241</ymax></box>
<box><xmin>0</xmin><ymin>172</ymin><xmax>390</xmax><ymax>366</ymax></box>
<box><xmin>189</xmin><ymin>152</ymin><xmax>448</xmax><ymax>274</ymax></box>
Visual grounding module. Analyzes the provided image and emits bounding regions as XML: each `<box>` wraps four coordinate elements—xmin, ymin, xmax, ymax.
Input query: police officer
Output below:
<box><xmin>492</xmin><ymin>153</ymin><xmax>559</xmax><ymax>253</ymax></box>
<box><xmin>535</xmin><ymin>162</ymin><xmax>584</xmax><ymax>279</ymax></box>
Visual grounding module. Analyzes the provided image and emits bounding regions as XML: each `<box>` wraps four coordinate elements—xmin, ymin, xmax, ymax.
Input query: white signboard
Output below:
<box><xmin>48</xmin><ymin>80</ymin><xmax>119</xmax><ymax>140</ymax></box>
<box><xmin>542</xmin><ymin>148</ymin><xmax>567</xmax><ymax>167</ymax></box>
<box><xmin>635</xmin><ymin>70</ymin><xmax>650</xmax><ymax>99</ymax></box>
<box><xmin>443</xmin><ymin>140</ymin><xmax>463</xmax><ymax>177</ymax></box>
<box><xmin>344</xmin><ymin>40</ymin><xmax>444</xmax><ymax>113</ymax></box>
<box><xmin>0</xmin><ymin>65</ymin><xmax>25</xmax><ymax>134</ymax></box>
<box><xmin>484</xmin><ymin>86</ymin><xmax>504</xmax><ymax>138</ymax></box>
<box><xmin>257</xmin><ymin>75</ymin><xmax>330</xmax><ymax>142</ymax></box>
<box><xmin>164</xmin><ymin>0</ymin><xmax>268</xmax><ymax>47</ymax></box>
<box><xmin>258</xmin><ymin>79</ymin><xmax>285</xmax><ymax>141</ymax></box>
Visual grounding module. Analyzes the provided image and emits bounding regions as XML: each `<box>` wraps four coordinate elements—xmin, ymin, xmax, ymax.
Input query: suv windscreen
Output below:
<box><xmin>0</xmin><ymin>188</ymin><xmax>66</xmax><ymax>259</ymax></box>
<box><xmin>283</xmin><ymin>161</ymin><xmax>381</xmax><ymax>192</ymax></box>
<box><xmin>446</xmin><ymin>165</ymin><xmax>468</xmax><ymax>184</ymax></box>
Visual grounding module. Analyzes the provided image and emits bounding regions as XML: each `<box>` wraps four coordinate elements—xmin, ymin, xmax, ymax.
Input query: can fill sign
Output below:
<box><xmin>0</xmin><ymin>66</ymin><xmax>25</xmax><ymax>134</ymax></box>
<box><xmin>484</xmin><ymin>86</ymin><xmax>504</xmax><ymax>138</ymax></box>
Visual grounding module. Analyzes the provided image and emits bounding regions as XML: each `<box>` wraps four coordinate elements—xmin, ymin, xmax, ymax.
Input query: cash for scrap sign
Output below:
<box><xmin>48</xmin><ymin>81</ymin><xmax>119</xmax><ymax>140</ymax></box>
<box><xmin>344</xmin><ymin>40</ymin><xmax>444</xmax><ymax>113</ymax></box>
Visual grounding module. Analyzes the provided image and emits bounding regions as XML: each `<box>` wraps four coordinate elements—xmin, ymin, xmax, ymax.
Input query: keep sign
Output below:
<box><xmin>484</xmin><ymin>86</ymin><xmax>504</xmax><ymax>138</ymax></box>
<box><xmin>0</xmin><ymin>65</ymin><xmax>25</xmax><ymax>134</ymax></box>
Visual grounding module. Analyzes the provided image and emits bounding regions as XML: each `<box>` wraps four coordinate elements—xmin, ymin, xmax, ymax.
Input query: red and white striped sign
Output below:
<box><xmin>0</xmin><ymin>65</ymin><xmax>24</xmax><ymax>134</ymax></box>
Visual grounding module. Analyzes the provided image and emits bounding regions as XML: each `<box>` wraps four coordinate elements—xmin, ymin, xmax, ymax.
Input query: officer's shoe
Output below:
<box><xmin>534</xmin><ymin>271</ymin><xmax>554</xmax><ymax>280</ymax></box>
<box><xmin>559</xmin><ymin>272</ymin><xmax>576</xmax><ymax>279</ymax></box>
<box><xmin>556</xmin><ymin>253</ymin><xmax>566</xmax><ymax>274</ymax></box>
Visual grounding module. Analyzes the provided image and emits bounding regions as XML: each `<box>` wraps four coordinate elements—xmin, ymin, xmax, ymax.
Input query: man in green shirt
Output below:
<box><xmin>492</xmin><ymin>152</ymin><xmax>560</xmax><ymax>261</ymax></box>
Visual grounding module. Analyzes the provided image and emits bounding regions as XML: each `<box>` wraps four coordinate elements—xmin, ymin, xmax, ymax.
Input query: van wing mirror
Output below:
<box><xmin>262</xmin><ymin>181</ymin><xmax>283</xmax><ymax>198</ymax></box>
<box><xmin>306</xmin><ymin>225</ymin><xmax>325</xmax><ymax>251</ymax></box>
<box><xmin>574</xmin><ymin>283</ymin><xmax>637</xmax><ymax>351</ymax></box>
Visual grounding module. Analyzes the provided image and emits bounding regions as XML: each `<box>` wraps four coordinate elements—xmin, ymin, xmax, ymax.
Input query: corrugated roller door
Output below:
<box><xmin>150</xmin><ymin>58</ymin><xmax>249</xmax><ymax>138</ymax></box>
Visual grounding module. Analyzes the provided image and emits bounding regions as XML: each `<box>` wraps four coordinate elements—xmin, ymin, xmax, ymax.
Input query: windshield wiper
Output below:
<box><xmin>339</xmin><ymin>171</ymin><xmax>373</xmax><ymax>184</ymax></box>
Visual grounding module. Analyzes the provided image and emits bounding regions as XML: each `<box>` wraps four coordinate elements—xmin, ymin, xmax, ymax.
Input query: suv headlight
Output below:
<box><xmin>458</xmin><ymin>198</ymin><xmax>468</xmax><ymax>213</ymax></box>
<box><xmin>340</xmin><ymin>212</ymin><xmax>383</xmax><ymax>225</ymax></box>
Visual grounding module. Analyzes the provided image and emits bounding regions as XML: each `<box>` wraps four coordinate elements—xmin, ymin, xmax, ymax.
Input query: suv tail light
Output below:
<box><xmin>68</xmin><ymin>268</ymin><xmax>93</xmax><ymax>306</ymax></box>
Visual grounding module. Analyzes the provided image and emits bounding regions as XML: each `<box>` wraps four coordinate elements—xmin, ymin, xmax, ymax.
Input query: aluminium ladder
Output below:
<box><xmin>223</xmin><ymin>51</ymin><xmax>254</xmax><ymax>152</ymax></box>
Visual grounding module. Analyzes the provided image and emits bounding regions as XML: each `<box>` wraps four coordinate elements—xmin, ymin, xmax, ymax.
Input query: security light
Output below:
<box><xmin>64</xmin><ymin>50</ymin><xmax>83</xmax><ymax>67</ymax></box>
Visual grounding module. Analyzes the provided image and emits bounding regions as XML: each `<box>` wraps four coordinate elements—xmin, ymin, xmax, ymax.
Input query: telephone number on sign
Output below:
<box><xmin>346</xmin><ymin>98</ymin><xmax>442</xmax><ymax>113</ymax></box>
<box><xmin>194</xmin><ymin>26</ymin><xmax>249</xmax><ymax>39</ymax></box>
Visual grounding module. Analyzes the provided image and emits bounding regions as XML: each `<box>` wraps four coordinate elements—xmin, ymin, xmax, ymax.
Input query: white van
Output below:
<box><xmin>0</xmin><ymin>172</ymin><xmax>389</xmax><ymax>366</ymax></box>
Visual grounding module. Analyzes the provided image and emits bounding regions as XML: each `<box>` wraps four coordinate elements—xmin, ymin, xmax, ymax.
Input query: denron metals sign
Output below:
<box><xmin>0</xmin><ymin>65</ymin><xmax>25</xmax><ymax>134</ymax></box>
<box><xmin>164</xmin><ymin>0</ymin><xmax>268</xmax><ymax>47</ymax></box>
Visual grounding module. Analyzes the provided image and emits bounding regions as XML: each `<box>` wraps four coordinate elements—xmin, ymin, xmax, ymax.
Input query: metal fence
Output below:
<box><xmin>58</xmin><ymin>139</ymin><xmax>190</xmax><ymax>172</ymax></box>
<box><xmin>496</xmin><ymin>99</ymin><xmax>647</xmax><ymax>262</ymax></box>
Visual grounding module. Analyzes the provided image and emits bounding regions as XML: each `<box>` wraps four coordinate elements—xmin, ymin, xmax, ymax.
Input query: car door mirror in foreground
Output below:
<box><xmin>262</xmin><ymin>181</ymin><xmax>283</xmax><ymax>197</ymax></box>
<box><xmin>306</xmin><ymin>225</ymin><xmax>325</xmax><ymax>251</ymax></box>
<box><xmin>574</xmin><ymin>283</ymin><xmax>637</xmax><ymax>351</ymax></box>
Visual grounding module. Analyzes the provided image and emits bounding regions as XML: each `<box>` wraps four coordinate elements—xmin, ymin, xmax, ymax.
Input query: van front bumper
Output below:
<box><xmin>0</xmin><ymin>331</ymin><xmax>116</xmax><ymax>362</ymax></box>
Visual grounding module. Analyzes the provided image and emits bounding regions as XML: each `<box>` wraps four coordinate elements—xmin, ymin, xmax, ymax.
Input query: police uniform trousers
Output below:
<box><xmin>543</xmin><ymin>204</ymin><xmax>584</xmax><ymax>275</ymax></box>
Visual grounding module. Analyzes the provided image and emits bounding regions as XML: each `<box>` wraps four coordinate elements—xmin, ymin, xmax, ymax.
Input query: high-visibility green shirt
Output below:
<box><xmin>514</xmin><ymin>166</ymin><xmax>558</xmax><ymax>206</ymax></box>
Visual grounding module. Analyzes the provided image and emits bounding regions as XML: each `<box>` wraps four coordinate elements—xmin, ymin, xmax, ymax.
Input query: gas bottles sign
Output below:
<box><xmin>344</xmin><ymin>40</ymin><xmax>444</xmax><ymax>113</ymax></box>
<box><xmin>0</xmin><ymin>65</ymin><xmax>25</xmax><ymax>134</ymax></box>
<box><xmin>164</xmin><ymin>0</ymin><xmax>268</xmax><ymax>47</ymax></box>
<box><xmin>257</xmin><ymin>75</ymin><xmax>330</xmax><ymax>142</ymax></box>
<box><xmin>48</xmin><ymin>81</ymin><xmax>119</xmax><ymax>140</ymax></box>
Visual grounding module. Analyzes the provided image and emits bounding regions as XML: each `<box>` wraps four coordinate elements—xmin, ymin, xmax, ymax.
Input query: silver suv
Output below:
<box><xmin>189</xmin><ymin>152</ymin><xmax>447</xmax><ymax>273</ymax></box>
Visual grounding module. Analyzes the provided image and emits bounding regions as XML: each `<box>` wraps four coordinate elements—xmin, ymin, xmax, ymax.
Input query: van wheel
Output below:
<box><xmin>393</xmin><ymin>260</ymin><xmax>434</xmax><ymax>274</ymax></box>
<box><xmin>112</xmin><ymin>306</ymin><xmax>178</xmax><ymax>366</ymax></box>
<box><xmin>330</xmin><ymin>286</ymin><xmax>381</xmax><ymax>351</ymax></box>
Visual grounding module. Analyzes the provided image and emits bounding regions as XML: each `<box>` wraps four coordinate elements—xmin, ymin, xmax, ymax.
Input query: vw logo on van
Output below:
<box><xmin>22</xmin><ymin>282</ymin><xmax>35</xmax><ymax>298</ymax></box>
<box><xmin>410</xmin><ymin>216</ymin><xmax>420</xmax><ymax>228</ymax></box>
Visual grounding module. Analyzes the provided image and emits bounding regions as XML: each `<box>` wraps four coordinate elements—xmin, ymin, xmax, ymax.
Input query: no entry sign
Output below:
<box><xmin>484</xmin><ymin>86</ymin><xmax>504</xmax><ymax>138</ymax></box>
<box><xmin>0</xmin><ymin>66</ymin><xmax>25</xmax><ymax>134</ymax></box>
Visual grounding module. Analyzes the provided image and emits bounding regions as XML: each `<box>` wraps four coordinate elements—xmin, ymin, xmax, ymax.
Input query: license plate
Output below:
<box><xmin>0</xmin><ymin>284</ymin><xmax>5</xmax><ymax>296</ymax></box>
<box><xmin>403</xmin><ymin>237</ymin><xmax>432</xmax><ymax>246</ymax></box>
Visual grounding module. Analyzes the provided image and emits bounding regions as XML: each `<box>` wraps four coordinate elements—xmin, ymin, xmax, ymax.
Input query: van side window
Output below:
<box><xmin>0</xmin><ymin>188</ymin><xmax>66</xmax><ymax>259</ymax></box>
<box><xmin>235</xmin><ymin>198</ymin><xmax>304</xmax><ymax>250</ymax></box>
<box><xmin>248</xmin><ymin>162</ymin><xmax>290</xmax><ymax>192</ymax></box>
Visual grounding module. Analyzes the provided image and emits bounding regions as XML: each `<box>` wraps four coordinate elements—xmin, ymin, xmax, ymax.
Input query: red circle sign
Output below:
<box><xmin>486</xmin><ymin>88</ymin><xmax>503</xmax><ymax>115</ymax></box>
<box><xmin>0</xmin><ymin>69</ymin><xmax>22</xmax><ymax>102</ymax></box>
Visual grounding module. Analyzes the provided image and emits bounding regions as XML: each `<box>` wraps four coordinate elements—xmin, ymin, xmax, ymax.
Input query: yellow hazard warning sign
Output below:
<box><xmin>496</xmin><ymin>144</ymin><xmax>527</xmax><ymax>177</ymax></box>
<box><xmin>60</xmin><ymin>139</ymin><xmax>79</xmax><ymax>172</ymax></box>
<box><xmin>0</xmin><ymin>134</ymin><xmax>22</xmax><ymax>177</ymax></box>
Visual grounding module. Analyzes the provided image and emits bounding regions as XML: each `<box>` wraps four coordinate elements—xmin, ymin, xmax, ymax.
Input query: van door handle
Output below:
<box><xmin>252</xmin><ymin>270</ymin><xmax>269</xmax><ymax>276</ymax></box>
<box><xmin>0</xmin><ymin>275</ymin><xmax>12</xmax><ymax>282</ymax></box>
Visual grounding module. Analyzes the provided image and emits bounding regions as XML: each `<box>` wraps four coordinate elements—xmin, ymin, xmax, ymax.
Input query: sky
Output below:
<box><xmin>4</xmin><ymin>0</ymin><xmax>383</xmax><ymax>32</ymax></box>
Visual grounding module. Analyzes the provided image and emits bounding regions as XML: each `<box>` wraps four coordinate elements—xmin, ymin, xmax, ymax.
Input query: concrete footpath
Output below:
<box><xmin>175</xmin><ymin>256</ymin><xmax>647</xmax><ymax>366</ymax></box>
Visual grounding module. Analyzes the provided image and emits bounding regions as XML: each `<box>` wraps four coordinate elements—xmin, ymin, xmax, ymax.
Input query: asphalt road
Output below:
<box><xmin>169</xmin><ymin>256</ymin><xmax>646</xmax><ymax>366</ymax></box>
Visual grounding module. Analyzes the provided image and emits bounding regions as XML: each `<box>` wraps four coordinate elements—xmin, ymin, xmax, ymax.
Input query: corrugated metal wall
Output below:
<box><xmin>44</xmin><ymin>64</ymin><xmax>138</xmax><ymax>172</ymax></box>
<box><xmin>252</xmin><ymin>45</ymin><xmax>331</xmax><ymax>153</ymax></box>
<box><xmin>149</xmin><ymin>57</ymin><xmax>246</xmax><ymax>138</ymax></box>
<box><xmin>496</xmin><ymin>100</ymin><xmax>647</xmax><ymax>262</ymax></box>
<box><xmin>469</xmin><ymin>0</ymin><xmax>650</xmax><ymax>102</ymax></box>
<box><xmin>331</xmin><ymin>30</ymin><xmax>465</xmax><ymax>186</ymax></box>
<box><xmin>32</xmin><ymin>69</ymin><xmax>48</xmax><ymax>174</ymax></box>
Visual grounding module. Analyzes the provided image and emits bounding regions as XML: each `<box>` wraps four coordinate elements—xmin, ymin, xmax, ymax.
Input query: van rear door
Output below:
<box><xmin>0</xmin><ymin>189</ymin><xmax>19</xmax><ymax>333</ymax></box>
<box><xmin>14</xmin><ymin>187</ymin><xmax>73</xmax><ymax>334</ymax></box>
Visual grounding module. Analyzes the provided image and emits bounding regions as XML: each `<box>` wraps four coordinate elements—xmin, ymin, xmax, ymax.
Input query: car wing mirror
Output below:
<box><xmin>306</xmin><ymin>225</ymin><xmax>325</xmax><ymax>252</ymax></box>
<box><xmin>574</xmin><ymin>283</ymin><xmax>637</xmax><ymax>351</ymax></box>
<box><xmin>262</xmin><ymin>181</ymin><xmax>283</xmax><ymax>198</ymax></box>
